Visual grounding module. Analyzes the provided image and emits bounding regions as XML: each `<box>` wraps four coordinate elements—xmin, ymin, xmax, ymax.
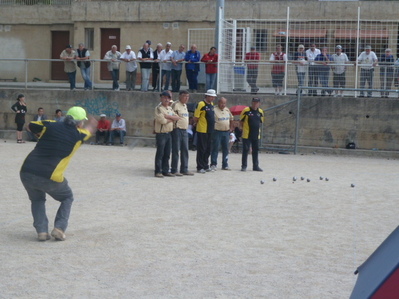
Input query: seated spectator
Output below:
<box><xmin>54</xmin><ymin>109</ymin><xmax>65</xmax><ymax>122</ymax></box>
<box><xmin>96</xmin><ymin>114</ymin><xmax>111</xmax><ymax>145</ymax></box>
<box><xmin>109</xmin><ymin>113</ymin><xmax>126</xmax><ymax>145</ymax></box>
<box><xmin>26</xmin><ymin>107</ymin><xmax>48</xmax><ymax>142</ymax></box>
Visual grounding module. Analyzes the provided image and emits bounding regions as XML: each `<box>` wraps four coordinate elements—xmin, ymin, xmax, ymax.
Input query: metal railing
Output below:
<box><xmin>0</xmin><ymin>0</ymin><xmax>71</xmax><ymax>5</ymax></box>
<box><xmin>2</xmin><ymin>58</ymin><xmax>399</xmax><ymax>97</ymax></box>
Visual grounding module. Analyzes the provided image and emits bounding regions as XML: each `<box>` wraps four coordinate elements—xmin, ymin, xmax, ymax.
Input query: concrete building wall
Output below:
<box><xmin>1</xmin><ymin>1</ymin><xmax>398</xmax><ymax>83</ymax></box>
<box><xmin>1</xmin><ymin>89</ymin><xmax>398</xmax><ymax>151</ymax></box>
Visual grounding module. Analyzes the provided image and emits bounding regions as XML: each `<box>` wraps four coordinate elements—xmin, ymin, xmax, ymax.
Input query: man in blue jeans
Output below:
<box><xmin>109</xmin><ymin>113</ymin><xmax>126</xmax><ymax>145</ymax></box>
<box><xmin>60</xmin><ymin>44</ymin><xmax>77</xmax><ymax>90</ymax></box>
<box><xmin>171</xmin><ymin>90</ymin><xmax>194</xmax><ymax>176</ymax></box>
<box><xmin>210</xmin><ymin>97</ymin><xmax>233</xmax><ymax>171</ymax></box>
<box><xmin>104</xmin><ymin>45</ymin><xmax>122</xmax><ymax>91</ymax></box>
<box><xmin>76</xmin><ymin>43</ymin><xmax>92</xmax><ymax>90</ymax></box>
<box><xmin>20</xmin><ymin>106</ymin><xmax>97</xmax><ymax>241</ymax></box>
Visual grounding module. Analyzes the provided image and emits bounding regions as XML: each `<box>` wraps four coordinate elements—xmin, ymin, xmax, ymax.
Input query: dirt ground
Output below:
<box><xmin>1</xmin><ymin>141</ymin><xmax>398</xmax><ymax>298</ymax></box>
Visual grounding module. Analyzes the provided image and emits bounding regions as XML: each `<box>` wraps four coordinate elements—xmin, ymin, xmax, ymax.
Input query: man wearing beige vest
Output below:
<box><xmin>154</xmin><ymin>91</ymin><xmax>180</xmax><ymax>178</ymax></box>
<box><xmin>210</xmin><ymin>97</ymin><xmax>234</xmax><ymax>171</ymax></box>
<box><xmin>171</xmin><ymin>90</ymin><xmax>195</xmax><ymax>176</ymax></box>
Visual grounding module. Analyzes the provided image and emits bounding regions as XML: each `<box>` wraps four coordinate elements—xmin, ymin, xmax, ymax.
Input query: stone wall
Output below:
<box><xmin>1</xmin><ymin>89</ymin><xmax>398</xmax><ymax>151</ymax></box>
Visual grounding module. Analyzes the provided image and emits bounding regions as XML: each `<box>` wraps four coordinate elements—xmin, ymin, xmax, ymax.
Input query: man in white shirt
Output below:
<box><xmin>108</xmin><ymin>113</ymin><xmax>126</xmax><ymax>145</ymax></box>
<box><xmin>306</xmin><ymin>43</ymin><xmax>321</xmax><ymax>96</ymax></box>
<box><xmin>159</xmin><ymin>42</ymin><xmax>173</xmax><ymax>91</ymax></box>
<box><xmin>331</xmin><ymin>45</ymin><xmax>349</xmax><ymax>97</ymax></box>
<box><xmin>103</xmin><ymin>45</ymin><xmax>122</xmax><ymax>91</ymax></box>
<box><xmin>357</xmin><ymin>45</ymin><xmax>378</xmax><ymax>97</ymax></box>
<box><xmin>120</xmin><ymin>45</ymin><xmax>137</xmax><ymax>91</ymax></box>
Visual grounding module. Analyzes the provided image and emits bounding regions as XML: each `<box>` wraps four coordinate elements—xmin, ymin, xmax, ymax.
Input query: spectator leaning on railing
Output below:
<box><xmin>357</xmin><ymin>45</ymin><xmax>378</xmax><ymax>98</ymax></box>
<box><xmin>103</xmin><ymin>45</ymin><xmax>122</xmax><ymax>91</ymax></box>
<box><xmin>60</xmin><ymin>44</ymin><xmax>77</xmax><ymax>91</ymax></box>
<box><xmin>185</xmin><ymin>44</ymin><xmax>201</xmax><ymax>93</ymax></box>
<box><xmin>201</xmin><ymin>47</ymin><xmax>218</xmax><ymax>91</ymax></box>
<box><xmin>331</xmin><ymin>45</ymin><xmax>349</xmax><ymax>97</ymax></box>
<box><xmin>379</xmin><ymin>48</ymin><xmax>395</xmax><ymax>98</ymax></box>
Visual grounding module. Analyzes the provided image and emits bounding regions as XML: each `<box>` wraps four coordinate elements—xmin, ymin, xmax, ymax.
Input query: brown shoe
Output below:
<box><xmin>38</xmin><ymin>232</ymin><xmax>51</xmax><ymax>241</ymax></box>
<box><xmin>155</xmin><ymin>173</ymin><xmax>164</xmax><ymax>178</ymax></box>
<box><xmin>51</xmin><ymin>228</ymin><xmax>66</xmax><ymax>241</ymax></box>
<box><xmin>172</xmin><ymin>173</ymin><xmax>183</xmax><ymax>177</ymax></box>
<box><xmin>163</xmin><ymin>173</ymin><xmax>175</xmax><ymax>177</ymax></box>
<box><xmin>181</xmin><ymin>171</ymin><xmax>194</xmax><ymax>176</ymax></box>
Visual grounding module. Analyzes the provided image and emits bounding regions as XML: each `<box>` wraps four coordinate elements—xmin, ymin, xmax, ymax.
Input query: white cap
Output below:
<box><xmin>125</xmin><ymin>45</ymin><xmax>131</xmax><ymax>50</ymax></box>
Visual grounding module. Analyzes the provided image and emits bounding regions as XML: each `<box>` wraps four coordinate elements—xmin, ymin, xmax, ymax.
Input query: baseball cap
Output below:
<box><xmin>252</xmin><ymin>97</ymin><xmax>260</xmax><ymax>102</ymax></box>
<box><xmin>365</xmin><ymin>45</ymin><xmax>372</xmax><ymax>50</ymax></box>
<box><xmin>66</xmin><ymin>106</ymin><xmax>88</xmax><ymax>121</ymax></box>
<box><xmin>298</xmin><ymin>44</ymin><xmax>305</xmax><ymax>49</ymax></box>
<box><xmin>66</xmin><ymin>44</ymin><xmax>72</xmax><ymax>49</ymax></box>
<box><xmin>116</xmin><ymin>113</ymin><xmax>121</xmax><ymax>117</ymax></box>
<box><xmin>336</xmin><ymin>45</ymin><xmax>342</xmax><ymax>49</ymax></box>
<box><xmin>385</xmin><ymin>48</ymin><xmax>392</xmax><ymax>52</ymax></box>
<box><xmin>160</xmin><ymin>91</ymin><xmax>171</xmax><ymax>98</ymax></box>
<box><xmin>166</xmin><ymin>42</ymin><xmax>172</xmax><ymax>46</ymax></box>
<box><xmin>125</xmin><ymin>45</ymin><xmax>131</xmax><ymax>50</ymax></box>
<box><xmin>100</xmin><ymin>114</ymin><xmax>106</xmax><ymax>117</ymax></box>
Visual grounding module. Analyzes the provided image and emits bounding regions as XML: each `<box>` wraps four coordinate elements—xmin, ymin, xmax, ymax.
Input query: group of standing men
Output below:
<box><xmin>153</xmin><ymin>89</ymin><xmax>264</xmax><ymax>178</ymax></box>
<box><xmin>63</xmin><ymin>41</ymin><xmax>219</xmax><ymax>93</ymax></box>
<box><xmin>294</xmin><ymin>43</ymin><xmax>396</xmax><ymax>98</ymax></box>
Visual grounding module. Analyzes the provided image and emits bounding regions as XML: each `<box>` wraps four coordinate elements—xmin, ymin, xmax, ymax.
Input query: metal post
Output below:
<box><xmin>215</xmin><ymin>0</ymin><xmax>224</xmax><ymax>49</ymax></box>
<box><xmin>24</xmin><ymin>59</ymin><xmax>28</xmax><ymax>89</ymax></box>
<box><xmin>158</xmin><ymin>62</ymin><xmax>162</xmax><ymax>91</ymax></box>
<box><xmin>91</xmin><ymin>60</ymin><xmax>95</xmax><ymax>90</ymax></box>
<box><xmin>283</xmin><ymin>6</ymin><xmax>290</xmax><ymax>95</ymax></box>
<box><xmin>294</xmin><ymin>87</ymin><xmax>301</xmax><ymax>154</ymax></box>
<box><xmin>354</xmin><ymin>7</ymin><xmax>360</xmax><ymax>97</ymax></box>
<box><xmin>216</xmin><ymin>6</ymin><xmax>224</xmax><ymax>93</ymax></box>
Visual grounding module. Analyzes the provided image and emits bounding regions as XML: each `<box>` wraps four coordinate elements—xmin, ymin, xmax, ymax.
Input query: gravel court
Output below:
<box><xmin>0</xmin><ymin>141</ymin><xmax>398</xmax><ymax>298</ymax></box>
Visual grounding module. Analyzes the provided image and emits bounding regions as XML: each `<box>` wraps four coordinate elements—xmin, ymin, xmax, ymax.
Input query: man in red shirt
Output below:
<box><xmin>95</xmin><ymin>114</ymin><xmax>111</xmax><ymax>144</ymax></box>
<box><xmin>201</xmin><ymin>47</ymin><xmax>218</xmax><ymax>90</ymax></box>
<box><xmin>245</xmin><ymin>46</ymin><xmax>261</xmax><ymax>94</ymax></box>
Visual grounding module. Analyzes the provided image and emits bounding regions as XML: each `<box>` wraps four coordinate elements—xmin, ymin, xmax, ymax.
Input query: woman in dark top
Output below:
<box><xmin>11</xmin><ymin>94</ymin><xmax>27</xmax><ymax>143</ymax></box>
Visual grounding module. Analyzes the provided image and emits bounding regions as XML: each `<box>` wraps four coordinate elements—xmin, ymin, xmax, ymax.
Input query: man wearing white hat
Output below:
<box><xmin>95</xmin><ymin>114</ymin><xmax>111</xmax><ymax>144</ymax></box>
<box><xmin>120</xmin><ymin>45</ymin><xmax>137</xmax><ymax>91</ymax></box>
<box><xmin>20</xmin><ymin>107</ymin><xmax>97</xmax><ymax>241</ymax></box>
<box><xmin>193</xmin><ymin>89</ymin><xmax>216</xmax><ymax>173</ymax></box>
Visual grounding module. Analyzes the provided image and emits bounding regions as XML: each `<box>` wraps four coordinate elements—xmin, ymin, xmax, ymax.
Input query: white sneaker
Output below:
<box><xmin>210</xmin><ymin>165</ymin><xmax>217</xmax><ymax>172</ymax></box>
<box><xmin>333</xmin><ymin>93</ymin><xmax>339</xmax><ymax>97</ymax></box>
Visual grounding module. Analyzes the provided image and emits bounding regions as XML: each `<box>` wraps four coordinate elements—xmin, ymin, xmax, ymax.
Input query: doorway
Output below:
<box><xmin>51</xmin><ymin>31</ymin><xmax>70</xmax><ymax>80</ymax></box>
<box><xmin>100</xmin><ymin>28</ymin><xmax>120</xmax><ymax>80</ymax></box>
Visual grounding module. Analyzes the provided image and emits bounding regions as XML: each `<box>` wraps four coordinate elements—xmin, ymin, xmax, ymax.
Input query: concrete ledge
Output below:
<box><xmin>0</xmin><ymin>129</ymin><xmax>156</xmax><ymax>147</ymax></box>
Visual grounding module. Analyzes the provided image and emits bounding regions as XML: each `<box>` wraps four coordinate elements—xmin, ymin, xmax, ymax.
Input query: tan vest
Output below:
<box><xmin>171</xmin><ymin>101</ymin><xmax>189</xmax><ymax>130</ymax></box>
<box><xmin>154</xmin><ymin>104</ymin><xmax>175</xmax><ymax>133</ymax></box>
<box><xmin>214</xmin><ymin>106</ymin><xmax>233</xmax><ymax>131</ymax></box>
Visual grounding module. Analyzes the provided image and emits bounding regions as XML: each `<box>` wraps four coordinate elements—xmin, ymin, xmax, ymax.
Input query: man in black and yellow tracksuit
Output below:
<box><xmin>20</xmin><ymin>107</ymin><xmax>97</xmax><ymax>241</ymax></box>
<box><xmin>240</xmin><ymin>98</ymin><xmax>264</xmax><ymax>172</ymax></box>
<box><xmin>193</xmin><ymin>89</ymin><xmax>216</xmax><ymax>173</ymax></box>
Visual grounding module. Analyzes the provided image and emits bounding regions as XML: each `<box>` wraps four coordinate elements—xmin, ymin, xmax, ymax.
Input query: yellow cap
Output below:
<box><xmin>66</xmin><ymin>106</ymin><xmax>88</xmax><ymax>121</ymax></box>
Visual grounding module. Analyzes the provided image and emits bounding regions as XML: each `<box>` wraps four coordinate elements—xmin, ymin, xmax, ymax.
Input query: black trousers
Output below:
<box><xmin>196</xmin><ymin>132</ymin><xmax>212</xmax><ymax>170</ymax></box>
<box><xmin>241</xmin><ymin>138</ymin><xmax>260</xmax><ymax>169</ymax></box>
